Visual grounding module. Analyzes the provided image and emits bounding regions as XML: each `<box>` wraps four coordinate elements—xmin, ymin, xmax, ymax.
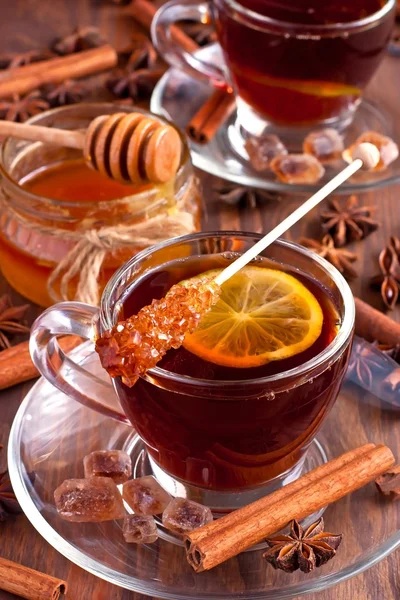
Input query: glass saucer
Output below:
<box><xmin>8</xmin><ymin>341</ymin><xmax>400</xmax><ymax>599</ymax></box>
<box><xmin>150</xmin><ymin>44</ymin><xmax>400</xmax><ymax>195</ymax></box>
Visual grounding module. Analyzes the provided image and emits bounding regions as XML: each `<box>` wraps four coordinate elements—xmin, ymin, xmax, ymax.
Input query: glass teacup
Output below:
<box><xmin>30</xmin><ymin>232</ymin><xmax>355</xmax><ymax>510</ymax></box>
<box><xmin>152</xmin><ymin>0</ymin><xmax>395</xmax><ymax>136</ymax></box>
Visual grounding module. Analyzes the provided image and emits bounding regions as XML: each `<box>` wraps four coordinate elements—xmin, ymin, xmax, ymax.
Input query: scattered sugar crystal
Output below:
<box><xmin>95</xmin><ymin>279</ymin><xmax>221</xmax><ymax>387</ymax></box>
<box><xmin>83</xmin><ymin>450</ymin><xmax>132</xmax><ymax>484</ymax></box>
<box><xmin>54</xmin><ymin>477</ymin><xmax>125</xmax><ymax>522</ymax></box>
<box><xmin>303</xmin><ymin>129</ymin><xmax>344</xmax><ymax>162</ymax></box>
<box><xmin>343</xmin><ymin>131</ymin><xmax>399</xmax><ymax>171</ymax></box>
<box><xmin>123</xmin><ymin>476</ymin><xmax>171</xmax><ymax>515</ymax></box>
<box><xmin>245</xmin><ymin>133</ymin><xmax>288</xmax><ymax>171</ymax></box>
<box><xmin>123</xmin><ymin>514</ymin><xmax>158</xmax><ymax>544</ymax></box>
<box><xmin>270</xmin><ymin>153</ymin><xmax>325</xmax><ymax>184</ymax></box>
<box><xmin>162</xmin><ymin>497</ymin><xmax>213</xmax><ymax>535</ymax></box>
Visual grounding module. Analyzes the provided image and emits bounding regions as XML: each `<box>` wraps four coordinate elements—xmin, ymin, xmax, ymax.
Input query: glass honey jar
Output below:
<box><xmin>0</xmin><ymin>103</ymin><xmax>201</xmax><ymax>307</ymax></box>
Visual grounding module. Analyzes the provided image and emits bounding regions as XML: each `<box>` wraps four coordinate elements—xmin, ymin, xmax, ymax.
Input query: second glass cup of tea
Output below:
<box><xmin>30</xmin><ymin>232</ymin><xmax>355</xmax><ymax>511</ymax></box>
<box><xmin>152</xmin><ymin>0</ymin><xmax>395</xmax><ymax>136</ymax></box>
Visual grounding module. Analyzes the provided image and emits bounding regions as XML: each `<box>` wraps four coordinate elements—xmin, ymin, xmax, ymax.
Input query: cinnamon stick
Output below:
<box><xmin>185</xmin><ymin>444</ymin><xmax>394</xmax><ymax>572</ymax></box>
<box><xmin>354</xmin><ymin>296</ymin><xmax>400</xmax><ymax>346</ymax></box>
<box><xmin>0</xmin><ymin>558</ymin><xmax>67</xmax><ymax>600</ymax></box>
<box><xmin>0</xmin><ymin>45</ymin><xmax>117</xmax><ymax>99</ymax></box>
<box><xmin>130</xmin><ymin>0</ymin><xmax>199</xmax><ymax>54</ymax></box>
<box><xmin>186</xmin><ymin>89</ymin><xmax>236</xmax><ymax>144</ymax></box>
<box><xmin>0</xmin><ymin>336</ymin><xmax>82</xmax><ymax>390</ymax></box>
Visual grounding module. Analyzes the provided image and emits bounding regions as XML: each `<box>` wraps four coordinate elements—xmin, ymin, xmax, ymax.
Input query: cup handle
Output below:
<box><xmin>151</xmin><ymin>0</ymin><xmax>227</xmax><ymax>87</ymax></box>
<box><xmin>29</xmin><ymin>302</ymin><xmax>130</xmax><ymax>425</ymax></box>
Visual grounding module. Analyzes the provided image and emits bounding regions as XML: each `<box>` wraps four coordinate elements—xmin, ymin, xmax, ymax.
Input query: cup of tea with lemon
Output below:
<box><xmin>30</xmin><ymin>232</ymin><xmax>354</xmax><ymax>510</ymax></box>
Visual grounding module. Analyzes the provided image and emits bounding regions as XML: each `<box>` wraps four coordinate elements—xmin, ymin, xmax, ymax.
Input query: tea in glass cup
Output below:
<box><xmin>29</xmin><ymin>233</ymin><xmax>355</xmax><ymax>511</ymax></box>
<box><xmin>152</xmin><ymin>0</ymin><xmax>395</xmax><ymax>134</ymax></box>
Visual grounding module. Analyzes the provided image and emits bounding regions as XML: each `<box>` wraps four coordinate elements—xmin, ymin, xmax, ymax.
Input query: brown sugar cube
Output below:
<box><xmin>123</xmin><ymin>476</ymin><xmax>172</xmax><ymax>516</ymax></box>
<box><xmin>83</xmin><ymin>450</ymin><xmax>132</xmax><ymax>484</ymax></box>
<box><xmin>123</xmin><ymin>514</ymin><xmax>159</xmax><ymax>543</ymax></box>
<box><xmin>303</xmin><ymin>129</ymin><xmax>344</xmax><ymax>163</ymax></box>
<box><xmin>270</xmin><ymin>153</ymin><xmax>325</xmax><ymax>184</ymax></box>
<box><xmin>245</xmin><ymin>133</ymin><xmax>288</xmax><ymax>171</ymax></box>
<box><xmin>343</xmin><ymin>131</ymin><xmax>399</xmax><ymax>171</ymax></box>
<box><xmin>162</xmin><ymin>497</ymin><xmax>213</xmax><ymax>535</ymax></box>
<box><xmin>54</xmin><ymin>477</ymin><xmax>125</xmax><ymax>522</ymax></box>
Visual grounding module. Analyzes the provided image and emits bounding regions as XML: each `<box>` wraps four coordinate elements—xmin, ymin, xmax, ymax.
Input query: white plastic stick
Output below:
<box><xmin>215</xmin><ymin>158</ymin><xmax>363</xmax><ymax>286</ymax></box>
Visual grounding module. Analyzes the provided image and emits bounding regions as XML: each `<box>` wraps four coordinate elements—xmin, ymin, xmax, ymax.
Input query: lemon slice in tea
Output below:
<box><xmin>180</xmin><ymin>266</ymin><xmax>324</xmax><ymax>368</ymax></box>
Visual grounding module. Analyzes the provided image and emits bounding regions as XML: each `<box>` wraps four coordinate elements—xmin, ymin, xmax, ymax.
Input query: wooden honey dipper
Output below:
<box><xmin>0</xmin><ymin>112</ymin><xmax>182</xmax><ymax>185</ymax></box>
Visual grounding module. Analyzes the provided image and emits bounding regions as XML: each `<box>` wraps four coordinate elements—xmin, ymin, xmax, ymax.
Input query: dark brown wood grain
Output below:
<box><xmin>0</xmin><ymin>1</ymin><xmax>400</xmax><ymax>599</ymax></box>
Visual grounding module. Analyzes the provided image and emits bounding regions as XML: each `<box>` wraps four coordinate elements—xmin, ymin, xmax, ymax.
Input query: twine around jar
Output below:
<box><xmin>0</xmin><ymin>177</ymin><xmax>197</xmax><ymax>306</ymax></box>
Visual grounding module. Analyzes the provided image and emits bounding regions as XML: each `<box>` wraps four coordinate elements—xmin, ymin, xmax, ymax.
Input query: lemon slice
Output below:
<box><xmin>180</xmin><ymin>266</ymin><xmax>324</xmax><ymax>368</ymax></box>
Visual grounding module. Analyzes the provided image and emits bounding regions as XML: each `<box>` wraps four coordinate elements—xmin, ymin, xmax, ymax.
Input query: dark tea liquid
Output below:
<box><xmin>214</xmin><ymin>0</ymin><xmax>394</xmax><ymax>125</ymax></box>
<box><xmin>115</xmin><ymin>255</ymin><xmax>351</xmax><ymax>490</ymax></box>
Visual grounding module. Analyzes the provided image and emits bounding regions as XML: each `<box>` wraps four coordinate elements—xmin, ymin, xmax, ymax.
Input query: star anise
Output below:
<box><xmin>264</xmin><ymin>518</ymin><xmax>342</xmax><ymax>573</ymax></box>
<box><xmin>213</xmin><ymin>180</ymin><xmax>279</xmax><ymax>208</ymax></box>
<box><xmin>300</xmin><ymin>235</ymin><xmax>358</xmax><ymax>279</ymax></box>
<box><xmin>347</xmin><ymin>337</ymin><xmax>393</xmax><ymax>389</ymax></box>
<box><xmin>107</xmin><ymin>67</ymin><xmax>165</xmax><ymax>100</ymax></box>
<box><xmin>0</xmin><ymin>469</ymin><xmax>22</xmax><ymax>521</ymax></box>
<box><xmin>370</xmin><ymin>244</ymin><xmax>400</xmax><ymax>310</ymax></box>
<box><xmin>0</xmin><ymin>49</ymin><xmax>53</xmax><ymax>70</ymax></box>
<box><xmin>52</xmin><ymin>27</ymin><xmax>106</xmax><ymax>56</ymax></box>
<box><xmin>0</xmin><ymin>295</ymin><xmax>30</xmax><ymax>349</ymax></box>
<box><xmin>320</xmin><ymin>195</ymin><xmax>379</xmax><ymax>247</ymax></box>
<box><xmin>43</xmin><ymin>79</ymin><xmax>87</xmax><ymax>107</ymax></box>
<box><xmin>124</xmin><ymin>33</ymin><xmax>158</xmax><ymax>70</ymax></box>
<box><xmin>179</xmin><ymin>21</ymin><xmax>218</xmax><ymax>46</ymax></box>
<box><xmin>0</xmin><ymin>92</ymin><xmax>50</xmax><ymax>123</ymax></box>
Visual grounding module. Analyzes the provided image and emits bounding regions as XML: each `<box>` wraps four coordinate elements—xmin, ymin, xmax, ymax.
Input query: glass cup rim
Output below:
<box><xmin>0</xmin><ymin>102</ymin><xmax>190</xmax><ymax>210</ymax></box>
<box><xmin>220</xmin><ymin>0</ymin><xmax>395</xmax><ymax>34</ymax></box>
<box><xmin>100</xmin><ymin>230</ymin><xmax>355</xmax><ymax>388</ymax></box>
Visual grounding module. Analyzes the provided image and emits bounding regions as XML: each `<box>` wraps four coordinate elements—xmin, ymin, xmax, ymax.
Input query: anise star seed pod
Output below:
<box><xmin>320</xmin><ymin>195</ymin><xmax>379</xmax><ymax>247</ymax></box>
<box><xmin>44</xmin><ymin>79</ymin><xmax>87</xmax><ymax>107</ymax></box>
<box><xmin>52</xmin><ymin>27</ymin><xmax>105</xmax><ymax>55</ymax></box>
<box><xmin>0</xmin><ymin>470</ymin><xmax>22</xmax><ymax>521</ymax></box>
<box><xmin>300</xmin><ymin>235</ymin><xmax>358</xmax><ymax>279</ymax></box>
<box><xmin>370</xmin><ymin>244</ymin><xmax>400</xmax><ymax>310</ymax></box>
<box><xmin>107</xmin><ymin>67</ymin><xmax>165</xmax><ymax>100</ymax></box>
<box><xmin>180</xmin><ymin>21</ymin><xmax>217</xmax><ymax>46</ymax></box>
<box><xmin>373</xmin><ymin>341</ymin><xmax>400</xmax><ymax>365</ymax></box>
<box><xmin>126</xmin><ymin>33</ymin><xmax>158</xmax><ymax>70</ymax></box>
<box><xmin>0</xmin><ymin>49</ymin><xmax>53</xmax><ymax>69</ymax></box>
<box><xmin>0</xmin><ymin>92</ymin><xmax>50</xmax><ymax>123</ymax></box>
<box><xmin>264</xmin><ymin>518</ymin><xmax>342</xmax><ymax>573</ymax></box>
<box><xmin>0</xmin><ymin>294</ymin><xmax>30</xmax><ymax>349</ymax></box>
<box><xmin>213</xmin><ymin>180</ymin><xmax>278</xmax><ymax>208</ymax></box>
<box><xmin>347</xmin><ymin>338</ymin><xmax>393</xmax><ymax>389</ymax></box>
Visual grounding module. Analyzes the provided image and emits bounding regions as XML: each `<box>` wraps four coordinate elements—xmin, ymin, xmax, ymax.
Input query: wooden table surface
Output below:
<box><xmin>0</xmin><ymin>1</ymin><xmax>400</xmax><ymax>599</ymax></box>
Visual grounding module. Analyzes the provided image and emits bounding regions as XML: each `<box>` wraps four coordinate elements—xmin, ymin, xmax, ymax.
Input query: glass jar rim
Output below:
<box><xmin>100</xmin><ymin>231</ymin><xmax>355</xmax><ymax>389</ymax></box>
<box><xmin>0</xmin><ymin>102</ymin><xmax>190</xmax><ymax>209</ymax></box>
<box><xmin>220</xmin><ymin>0</ymin><xmax>395</xmax><ymax>35</ymax></box>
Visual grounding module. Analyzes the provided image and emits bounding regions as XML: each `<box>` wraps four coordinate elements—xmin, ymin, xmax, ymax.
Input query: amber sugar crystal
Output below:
<box><xmin>95</xmin><ymin>279</ymin><xmax>220</xmax><ymax>386</ymax></box>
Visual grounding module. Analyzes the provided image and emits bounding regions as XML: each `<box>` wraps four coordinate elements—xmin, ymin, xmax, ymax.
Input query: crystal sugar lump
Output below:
<box><xmin>270</xmin><ymin>153</ymin><xmax>325</xmax><ymax>184</ymax></box>
<box><xmin>245</xmin><ymin>133</ymin><xmax>288</xmax><ymax>171</ymax></box>
<box><xmin>303</xmin><ymin>129</ymin><xmax>344</xmax><ymax>162</ymax></box>
<box><xmin>123</xmin><ymin>514</ymin><xmax>159</xmax><ymax>544</ymax></box>
<box><xmin>162</xmin><ymin>497</ymin><xmax>213</xmax><ymax>535</ymax></box>
<box><xmin>122</xmin><ymin>476</ymin><xmax>172</xmax><ymax>516</ymax></box>
<box><xmin>343</xmin><ymin>131</ymin><xmax>399</xmax><ymax>171</ymax></box>
<box><xmin>83</xmin><ymin>450</ymin><xmax>132</xmax><ymax>484</ymax></box>
<box><xmin>54</xmin><ymin>477</ymin><xmax>125</xmax><ymax>522</ymax></box>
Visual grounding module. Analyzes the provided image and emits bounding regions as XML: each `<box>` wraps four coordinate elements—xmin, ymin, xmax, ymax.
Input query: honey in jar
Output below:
<box><xmin>0</xmin><ymin>104</ymin><xmax>201</xmax><ymax>307</ymax></box>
